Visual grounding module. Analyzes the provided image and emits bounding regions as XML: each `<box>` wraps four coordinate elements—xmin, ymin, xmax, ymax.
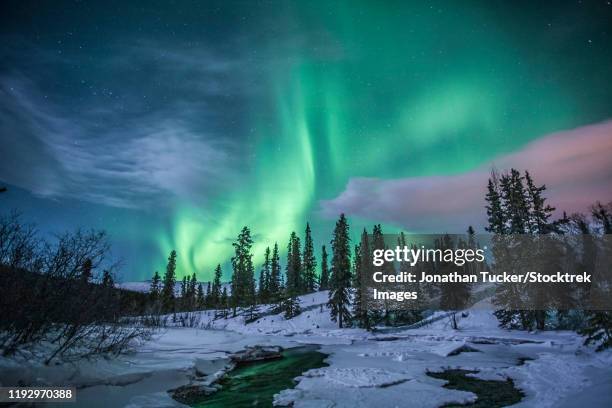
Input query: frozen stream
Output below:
<box><xmin>37</xmin><ymin>326</ymin><xmax>607</xmax><ymax>408</ymax></box>
<box><xmin>4</xmin><ymin>294</ymin><xmax>610</xmax><ymax>408</ymax></box>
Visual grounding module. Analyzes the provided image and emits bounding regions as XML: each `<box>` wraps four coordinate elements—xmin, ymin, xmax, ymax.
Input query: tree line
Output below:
<box><xmin>147</xmin><ymin>214</ymin><xmax>478</xmax><ymax>331</ymax></box>
<box><xmin>485</xmin><ymin>168</ymin><xmax>611</xmax><ymax>349</ymax></box>
<box><xmin>147</xmin><ymin>168</ymin><xmax>611</xmax><ymax>351</ymax></box>
<box><xmin>3</xmin><ymin>167</ymin><xmax>608</xmax><ymax>357</ymax></box>
<box><xmin>148</xmin><ymin>222</ymin><xmax>329</xmax><ymax>321</ymax></box>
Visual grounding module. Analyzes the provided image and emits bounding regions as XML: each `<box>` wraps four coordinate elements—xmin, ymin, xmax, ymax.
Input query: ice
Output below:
<box><xmin>2</xmin><ymin>291</ymin><xmax>611</xmax><ymax>407</ymax></box>
<box><xmin>300</xmin><ymin>367</ymin><xmax>411</xmax><ymax>388</ymax></box>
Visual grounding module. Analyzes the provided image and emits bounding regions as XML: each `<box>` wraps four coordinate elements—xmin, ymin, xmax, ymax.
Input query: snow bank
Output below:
<box><xmin>300</xmin><ymin>367</ymin><xmax>411</xmax><ymax>388</ymax></box>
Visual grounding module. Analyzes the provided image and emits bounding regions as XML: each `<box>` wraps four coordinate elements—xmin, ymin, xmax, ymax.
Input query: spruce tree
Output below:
<box><xmin>269</xmin><ymin>243</ymin><xmax>281</xmax><ymax>303</ymax></box>
<box><xmin>205</xmin><ymin>281</ymin><xmax>212</xmax><ymax>308</ymax></box>
<box><xmin>319</xmin><ymin>245</ymin><xmax>330</xmax><ymax>290</ymax></box>
<box><xmin>580</xmin><ymin>312</ymin><xmax>612</xmax><ymax>351</ymax></box>
<box><xmin>328</xmin><ymin>214</ymin><xmax>352</xmax><ymax>328</ymax></box>
<box><xmin>439</xmin><ymin>235</ymin><xmax>471</xmax><ymax>329</ymax></box>
<box><xmin>371</xmin><ymin>224</ymin><xmax>394</xmax><ymax>324</ymax></box>
<box><xmin>500</xmin><ymin>169</ymin><xmax>530</xmax><ymax>234</ymax></box>
<box><xmin>353</xmin><ymin>229</ymin><xmax>371</xmax><ymax>329</ymax></box>
<box><xmin>491</xmin><ymin>171</ymin><xmax>534</xmax><ymax>330</ymax></box>
<box><xmin>196</xmin><ymin>283</ymin><xmax>205</xmax><ymax>309</ymax></box>
<box><xmin>490</xmin><ymin>169</ymin><xmax>563</xmax><ymax>330</ymax></box>
<box><xmin>579</xmin><ymin>201</ymin><xmax>612</xmax><ymax>351</ymax></box>
<box><xmin>258</xmin><ymin>247</ymin><xmax>271</xmax><ymax>303</ymax></box>
<box><xmin>591</xmin><ymin>201</ymin><xmax>612</xmax><ymax>234</ymax></box>
<box><xmin>161</xmin><ymin>250</ymin><xmax>177</xmax><ymax>313</ymax></box>
<box><xmin>180</xmin><ymin>276</ymin><xmax>187</xmax><ymax>297</ymax></box>
<box><xmin>220</xmin><ymin>287</ymin><xmax>229</xmax><ymax>318</ymax></box>
<box><xmin>289</xmin><ymin>232</ymin><xmax>302</xmax><ymax>293</ymax></box>
<box><xmin>258</xmin><ymin>268</ymin><xmax>266</xmax><ymax>304</ymax></box>
<box><xmin>302</xmin><ymin>223</ymin><xmax>317</xmax><ymax>293</ymax></box>
<box><xmin>188</xmin><ymin>273</ymin><xmax>197</xmax><ymax>310</ymax></box>
<box><xmin>230</xmin><ymin>227</ymin><xmax>256</xmax><ymax>315</ymax></box>
<box><xmin>485</xmin><ymin>171</ymin><xmax>505</xmax><ymax>234</ymax></box>
<box><xmin>210</xmin><ymin>264</ymin><xmax>222</xmax><ymax>308</ymax></box>
<box><xmin>150</xmin><ymin>271</ymin><xmax>161</xmax><ymax>303</ymax></box>
<box><xmin>282</xmin><ymin>232</ymin><xmax>302</xmax><ymax>318</ymax></box>
<box><xmin>525</xmin><ymin>171</ymin><xmax>556</xmax><ymax>233</ymax></box>
<box><xmin>396</xmin><ymin>232</ymin><xmax>424</xmax><ymax>324</ymax></box>
<box><xmin>180</xmin><ymin>276</ymin><xmax>188</xmax><ymax>309</ymax></box>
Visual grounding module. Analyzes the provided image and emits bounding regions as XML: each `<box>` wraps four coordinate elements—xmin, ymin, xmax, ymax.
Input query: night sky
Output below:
<box><xmin>1</xmin><ymin>1</ymin><xmax>612</xmax><ymax>281</ymax></box>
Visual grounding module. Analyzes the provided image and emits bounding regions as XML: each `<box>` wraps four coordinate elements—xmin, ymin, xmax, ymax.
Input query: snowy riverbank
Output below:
<box><xmin>1</xmin><ymin>291</ymin><xmax>610</xmax><ymax>407</ymax></box>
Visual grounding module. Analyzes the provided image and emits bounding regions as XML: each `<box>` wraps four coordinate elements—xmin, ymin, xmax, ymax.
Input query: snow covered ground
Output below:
<box><xmin>1</xmin><ymin>291</ymin><xmax>610</xmax><ymax>407</ymax></box>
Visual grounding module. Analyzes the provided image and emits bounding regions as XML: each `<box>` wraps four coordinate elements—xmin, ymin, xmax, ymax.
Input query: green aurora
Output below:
<box><xmin>2</xmin><ymin>1</ymin><xmax>611</xmax><ymax>280</ymax></box>
<box><xmin>155</xmin><ymin>2</ymin><xmax>607</xmax><ymax>278</ymax></box>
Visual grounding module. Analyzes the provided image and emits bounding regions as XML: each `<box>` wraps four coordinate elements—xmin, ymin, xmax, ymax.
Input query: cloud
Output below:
<box><xmin>320</xmin><ymin>121</ymin><xmax>612</xmax><ymax>232</ymax></box>
<box><xmin>0</xmin><ymin>74</ymin><xmax>236</xmax><ymax>209</ymax></box>
<box><xmin>0</xmin><ymin>29</ymin><xmax>265</xmax><ymax>209</ymax></box>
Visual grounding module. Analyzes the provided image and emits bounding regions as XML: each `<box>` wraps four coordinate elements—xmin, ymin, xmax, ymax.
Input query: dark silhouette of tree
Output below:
<box><xmin>371</xmin><ymin>224</ymin><xmax>394</xmax><ymax>325</ymax></box>
<box><xmin>210</xmin><ymin>264</ymin><xmax>222</xmax><ymax>308</ymax></box>
<box><xmin>302</xmin><ymin>223</ymin><xmax>317</xmax><ymax>293</ymax></box>
<box><xmin>282</xmin><ymin>232</ymin><xmax>302</xmax><ymax>318</ymax></box>
<box><xmin>269</xmin><ymin>243</ymin><xmax>281</xmax><ymax>303</ymax></box>
<box><xmin>581</xmin><ymin>312</ymin><xmax>612</xmax><ymax>351</ymax></box>
<box><xmin>179</xmin><ymin>276</ymin><xmax>188</xmax><ymax>310</ymax></box>
<box><xmin>186</xmin><ymin>273</ymin><xmax>197</xmax><ymax>310</ymax></box>
<box><xmin>353</xmin><ymin>229</ymin><xmax>371</xmax><ymax>329</ymax></box>
<box><xmin>220</xmin><ymin>287</ymin><xmax>229</xmax><ymax>318</ymax></box>
<box><xmin>101</xmin><ymin>270</ymin><xmax>114</xmax><ymax>288</ymax></box>
<box><xmin>395</xmin><ymin>232</ymin><xmax>424</xmax><ymax>325</ymax></box>
<box><xmin>579</xmin><ymin>201</ymin><xmax>612</xmax><ymax>351</ymax></box>
<box><xmin>149</xmin><ymin>271</ymin><xmax>161</xmax><ymax>302</ymax></box>
<box><xmin>196</xmin><ymin>283</ymin><xmax>205</xmax><ymax>309</ymax></box>
<box><xmin>319</xmin><ymin>245</ymin><xmax>330</xmax><ymax>291</ymax></box>
<box><xmin>258</xmin><ymin>247</ymin><xmax>271</xmax><ymax>303</ymax></box>
<box><xmin>205</xmin><ymin>281</ymin><xmax>212</xmax><ymax>308</ymax></box>
<box><xmin>592</xmin><ymin>201</ymin><xmax>612</xmax><ymax>234</ymax></box>
<box><xmin>161</xmin><ymin>250</ymin><xmax>177</xmax><ymax>313</ymax></box>
<box><xmin>230</xmin><ymin>227</ymin><xmax>256</xmax><ymax>315</ymax></box>
<box><xmin>485</xmin><ymin>171</ymin><xmax>505</xmax><ymax>234</ymax></box>
<box><xmin>80</xmin><ymin>258</ymin><xmax>93</xmax><ymax>283</ymax></box>
<box><xmin>489</xmin><ymin>169</ymin><xmax>566</xmax><ymax>330</ymax></box>
<box><xmin>328</xmin><ymin>214</ymin><xmax>352</xmax><ymax>328</ymax></box>
<box><xmin>438</xmin><ymin>235</ymin><xmax>471</xmax><ymax>329</ymax></box>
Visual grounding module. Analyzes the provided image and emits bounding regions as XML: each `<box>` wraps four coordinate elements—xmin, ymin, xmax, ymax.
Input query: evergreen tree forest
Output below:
<box><xmin>1</xmin><ymin>167</ymin><xmax>609</xmax><ymax>356</ymax></box>
<box><xmin>138</xmin><ymin>168</ymin><xmax>611</xmax><ymax>350</ymax></box>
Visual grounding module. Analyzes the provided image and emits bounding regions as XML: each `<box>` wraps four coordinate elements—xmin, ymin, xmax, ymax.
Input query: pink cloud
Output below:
<box><xmin>320</xmin><ymin>120</ymin><xmax>612</xmax><ymax>232</ymax></box>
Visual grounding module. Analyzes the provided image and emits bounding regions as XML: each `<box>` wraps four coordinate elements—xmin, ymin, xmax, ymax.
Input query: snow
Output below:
<box><xmin>299</xmin><ymin>367</ymin><xmax>412</xmax><ymax>388</ymax></box>
<box><xmin>116</xmin><ymin>281</ymin><xmax>230</xmax><ymax>296</ymax></box>
<box><xmin>1</xmin><ymin>291</ymin><xmax>611</xmax><ymax>407</ymax></box>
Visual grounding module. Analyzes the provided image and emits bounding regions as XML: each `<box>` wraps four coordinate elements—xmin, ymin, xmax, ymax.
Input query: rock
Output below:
<box><xmin>170</xmin><ymin>383</ymin><xmax>221</xmax><ymax>405</ymax></box>
<box><xmin>230</xmin><ymin>345</ymin><xmax>283</xmax><ymax>365</ymax></box>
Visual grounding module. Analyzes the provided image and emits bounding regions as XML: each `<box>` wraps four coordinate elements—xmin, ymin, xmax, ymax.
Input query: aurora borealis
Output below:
<box><xmin>1</xmin><ymin>1</ymin><xmax>612</xmax><ymax>281</ymax></box>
